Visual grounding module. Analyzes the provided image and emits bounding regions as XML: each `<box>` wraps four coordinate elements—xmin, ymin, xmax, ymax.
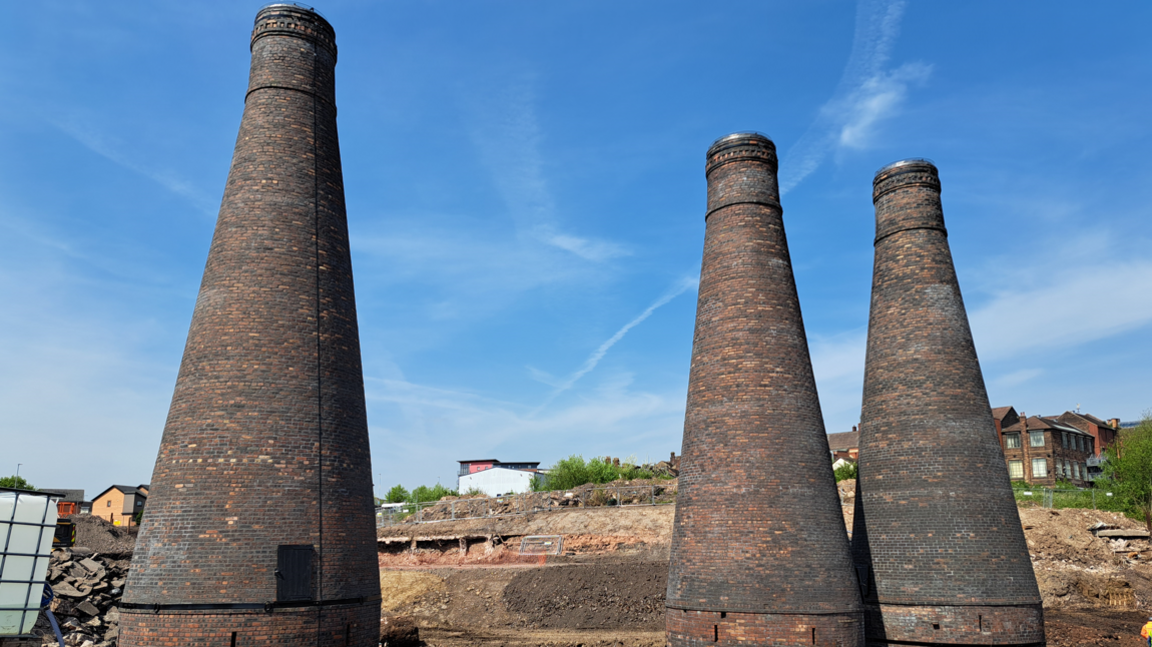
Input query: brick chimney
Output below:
<box><xmin>666</xmin><ymin>133</ymin><xmax>863</xmax><ymax>647</ymax></box>
<box><xmin>120</xmin><ymin>6</ymin><xmax>380</xmax><ymax>646</ymax></box>
<box><xmin>852</xmin><ymin>160</ymin><xmax>1043</xmax><ymax>646</ymax></box>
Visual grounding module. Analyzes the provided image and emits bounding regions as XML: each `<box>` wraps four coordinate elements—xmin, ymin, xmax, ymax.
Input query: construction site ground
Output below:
<box><xmin>378</xmin><ymin>480</ymin><xmax>1152</xmax><ymax>646</ymax></box>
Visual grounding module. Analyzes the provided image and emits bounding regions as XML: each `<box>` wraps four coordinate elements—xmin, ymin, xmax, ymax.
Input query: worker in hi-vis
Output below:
<box><xmin>1141</xmin><ymin>617</ymin><xmax>1152</xmax><ymax>646</ymax></box>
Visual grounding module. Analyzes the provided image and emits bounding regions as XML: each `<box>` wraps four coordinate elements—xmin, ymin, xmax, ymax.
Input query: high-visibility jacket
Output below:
<box><xmin>1140</xmin><ymin>621</ymin><xmax>1152</xmax><ymax>638</ymax></box>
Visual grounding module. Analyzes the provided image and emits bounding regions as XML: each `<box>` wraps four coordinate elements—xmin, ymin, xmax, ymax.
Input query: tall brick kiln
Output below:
<box><xmin>120</xmin><ymin>5</ymin><xmax>380</xmax><ymax>646</ymax></box>
<box><xmin>666</xmin><ymin>133</ymin><xmax>864</xmax><ymax>647</ymax></box>
<box><xmin>852</xmin><ymin>160</ymin><xmax>1043</xmax><ymax>646</ymax></box>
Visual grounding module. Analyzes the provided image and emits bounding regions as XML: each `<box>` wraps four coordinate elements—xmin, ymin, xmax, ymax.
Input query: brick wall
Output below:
<box><xmin>666</xmin><ymin>133</ymin><xmax>863</xmax><ymax>647</ymax></box>
<box><xmin>852</xmin><ymin>160</ymin><xmax>1043</xmax><ymax>646</ymax></box>
<box><xmin>121</xmin><ymin>6</ymin><xmax>379</xmax><ymax>645</ymax></box>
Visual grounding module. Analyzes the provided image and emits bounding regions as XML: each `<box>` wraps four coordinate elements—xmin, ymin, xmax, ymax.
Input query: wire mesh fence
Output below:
<box><xmin>376</xmin><ymin>483</ymin><xmax>676</xmax><ymax>528</ymax></box>
<box><xmin>1013</xmin><ymin>487</ymin><xmax>1118</xmax><ymax>510</ymax></box>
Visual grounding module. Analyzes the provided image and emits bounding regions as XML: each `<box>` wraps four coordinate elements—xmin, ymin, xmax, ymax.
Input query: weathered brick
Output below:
<box><xmin>121</xmin><ymin>6</ymin><xmax>380</xmax><ymax>645</ymax></box>
<box><xmin>852</xmin><ymin>160</ymin><xmax>1044</xmax><ymax>646</ymax></box>
<box><xmin>666</xmin><ymin>133</ymin><xmax>864</xmax><ymax>646</ymax></box>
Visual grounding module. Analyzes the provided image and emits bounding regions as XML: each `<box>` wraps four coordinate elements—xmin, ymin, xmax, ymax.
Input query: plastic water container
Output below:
<box><xmin>0</xmin><ymin>488</ymin><xmax>60</xmax><ymax>636</ymax></box>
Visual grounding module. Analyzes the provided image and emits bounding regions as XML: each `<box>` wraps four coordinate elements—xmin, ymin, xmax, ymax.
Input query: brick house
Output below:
<box><xmin>998</xmin><ymin>411</ymin><xmax>1095</xmax><ymax>486</ymax></box>
<box><xmin>90</xmin><ymin>484</ymin><xmax>149</xmax><ymax>525</ymax></box>
<box><xmin>827</xmin><ymin>427</ymin><xmax>859</xmax><ymax>461</ymax></box>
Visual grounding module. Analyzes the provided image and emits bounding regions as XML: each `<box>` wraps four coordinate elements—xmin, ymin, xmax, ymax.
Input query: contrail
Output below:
<box><xmin>531</xmin><ymin>276</ymin><xmax>698</xmax><ymax>416</ymax></box>
<box><xmin>778</xmin><ymin>0</ymin><xmax>909</xmax><ymax>194</ymax></box>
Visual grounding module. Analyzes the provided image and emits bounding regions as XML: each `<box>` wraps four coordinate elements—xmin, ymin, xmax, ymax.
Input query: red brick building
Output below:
<box><xmin>993</xmin><ymin>406</ymin><xmax>1122</xmax><ymax>485</ymax></box>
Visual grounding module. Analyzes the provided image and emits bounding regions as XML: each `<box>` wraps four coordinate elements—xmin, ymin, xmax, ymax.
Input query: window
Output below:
<box><xmin>106</xmin><ymin>500</ymin><xmax>111</xmax><ymax>507</ymax></box>
<box><xmin>1008</xmin><ymin>460</ymin><xmax>1024</xmax><ymax>479</ymax></box>
<box><xmin>1031</xmin><ymin>458</ymin><xmax>1048</xmax><ymax>478</ymax></box>
<box><xmin>1054</xmin><ymin>461</ymin><xmax>1063</xmax><ymax>477</ymax></box>
<box><xmin>1073</xmin><ymin>462</ymin><xmax>1081</xmax><ymax>480</ymax></box>
<box><xmin>1062</xmin><ymin>432</ymin><xmax>1068</xmax><ymax>448</ymax></box>
<box><xmin>1005</xmin><ymin>433</ymin><xmax>1021</xmax><ymax>449</ymax></box>
<box><xmin>1029</xmin><ymin>431</ymin><xmax>1045</xmax><ymax>447</ymax></box>
<box><xmin>1065</xmin><ymin>460</ymin><xmax>1072</xmax><ymax>478</ymax></box>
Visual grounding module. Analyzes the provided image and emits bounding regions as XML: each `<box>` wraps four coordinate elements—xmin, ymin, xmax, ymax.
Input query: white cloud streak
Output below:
<box><xmin>779</xmin><ymin>0</ymin><xmax>930</xmax><ymax>194</ymax></box>
<box><xmin>364</xmin><ymin>369</ymin><xmax>686</xmax><ymax>489</ymax></box>
<box><xmin>51</xmin><ymin>114</ymin><xmax>217</xmax><ymax>214</ymax></box>
<box><xmin>531</xmin><ymin>276</ymin><xmax>698</xmax><ymax>415</ymax></box>
<box><xmin>969</xmin><ymin>256</ymin><xmax>1152</xmax><ymax>362</ymax></box>
<box><xmin>466</xmin><ymin>75</ymin><xmax>629</xmax><ymax>262</ymax></box>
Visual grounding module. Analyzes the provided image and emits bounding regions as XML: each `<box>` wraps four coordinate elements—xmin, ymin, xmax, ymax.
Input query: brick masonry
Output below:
<box><xmin>852</xmin><ymin>160</ymin><xmax>1044</xmax><ymax>646</ymax></box>
<box><xmin>121</xmin><ymin>6</ymin><xmax>380</xmax><ymax>645</ymax></box>
<box><xmin>666</xmin><ymin>133</ymin><xmax>864</xmax><ymax>646</ymax></box>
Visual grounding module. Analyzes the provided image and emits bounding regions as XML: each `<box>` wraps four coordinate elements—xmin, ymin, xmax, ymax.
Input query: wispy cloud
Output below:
<box><xmin>466</xmin><ymin>74</ymin><xmax>629</xmax><ymax>261</ymax></box>
<box><xmin>530</xmin><ymin>276</ymin><xmax>698</xmax><ymax>415</ymax></box>
<box><xmin>779</xmin><ymin>0</ymin><xmax>930</xmax><ymax>193</ymax></box>
<box><xmin>993</xmin><ymin>368</ymin><xmax>1043</xmax><ymax>387</ymax></box>
<box><xmin>51</xmin><ymin>114</ymin><xmax>217</xmax><ymax>214</ymax></box>
<box><xmin>968</xmin><ymin>248</ymin><xmax>1152</xmax><ymax>362</ymax></box>
<box><xmin>364</xmin><ymin>359</ymin><xmax>686</xmax><ymax>489</ymax></box>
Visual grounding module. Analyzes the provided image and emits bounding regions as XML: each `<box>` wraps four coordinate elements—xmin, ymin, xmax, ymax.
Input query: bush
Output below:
<box><xmin>833</xmin><ymin>462</ymin><xmax>857</xmax><ymax>482</ymax></box>
<box><xmin>385</xmin><ymin>484</ymin><xmax>409</xmax><ymax>503</ymax></box>
<box><xmin>532</xmin><ymin>455</ymin><xmax>665</xmax><ymax>491</ymax></box>
<box><xmin>409</xmin><ymin>483</ymin><xmax>457</xmax><ymax>503</ymax></box>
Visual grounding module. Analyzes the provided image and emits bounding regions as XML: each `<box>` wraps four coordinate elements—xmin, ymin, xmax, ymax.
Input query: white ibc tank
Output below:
<box><xmin>0</xmin><ymin>488</ymin><xmax>59</xmax><ymax>636</ymax></box>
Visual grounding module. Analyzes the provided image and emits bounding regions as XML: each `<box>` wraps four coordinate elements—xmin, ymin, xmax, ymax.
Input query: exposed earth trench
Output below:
<box><xmin>20</xmin><ymin>482</ymin><xmax>1152</xmax><ymax>646</ymax></box>
<box><xmin>378</xmin><ymin>481</ymin><xmax>1152</xmax><ymax>647</ymax></box>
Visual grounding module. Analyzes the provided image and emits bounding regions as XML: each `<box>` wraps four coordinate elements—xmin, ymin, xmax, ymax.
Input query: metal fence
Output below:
<box><xmin>376</xmin><ymin>484</ymin><xmax>676</xmax><ymax>528</ymax></box>
<box><xmin>1013</xmin><ymin>487</ymin><xmax>1117</xmax><ymax>510</ymax></box>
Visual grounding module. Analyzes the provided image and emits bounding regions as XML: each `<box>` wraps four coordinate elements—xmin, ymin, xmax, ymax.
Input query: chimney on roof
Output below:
<box><xmin>1110</xmin><ymin>418</ymin><xmax>1120</xmax><ymax>429</ymax></box>
<box><xmin>852</xmin><ymin>425</ymin><xmax>858</xmax><ymax>432</ymax></box>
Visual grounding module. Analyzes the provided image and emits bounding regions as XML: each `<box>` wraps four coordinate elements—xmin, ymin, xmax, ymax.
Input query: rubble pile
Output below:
<box><xmin>1020</xmin><ymin>507</ymin><xmax>1152</xmax><ymax>608</ymax></box>
<box><xmin>409</xmin><ymin>479</ymin><xmax>677</xmax><ymax>523</ymax></box>
<box><xmin>39</xmin><ymin>547</ymin><xmax>129</xmax><ymax>646</ymax></box>
<box><xmin>19</xmin><ymin>516</ymin><xmax>137</xmax><ymax>646</ymax></box>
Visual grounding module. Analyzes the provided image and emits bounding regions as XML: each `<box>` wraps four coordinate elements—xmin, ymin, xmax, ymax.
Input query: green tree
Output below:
<box><xmin>0</xmin><ymin>476</ymin><xmax>35</xmax><ymax>490</ymax></box>
<box><xmin>1101</xmin><ymin>414</ymin><xmax>1152</xmax><ymax>530</ymax></box>
<box><xmin>385</xmin><ymin>484</ymin><xmax>409</xmax><ymax>503</ymax></box>
<box><xmin>409</xmin><ymin>483</ymin><xmax>457</xmax><ymax>503</ymax></box>
<box><xmin>833</xmin><ymin>462</ymin><xmax>857</xmax><ymax>482</ymax></box>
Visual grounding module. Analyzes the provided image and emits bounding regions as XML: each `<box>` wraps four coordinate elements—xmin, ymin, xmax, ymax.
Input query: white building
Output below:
<box><xmin>457</xmin><ymin>459</ymin><xmax>541</xmax><ymax>496</ymax></box>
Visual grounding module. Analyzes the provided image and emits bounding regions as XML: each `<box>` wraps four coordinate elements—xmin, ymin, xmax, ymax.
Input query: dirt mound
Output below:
<box><xmin>502</xmin><ymin>563</ymin><xmax>666</xmax><ymax>630</ymax></box>
<box><xmin>410</xmin><ymin>479</ymin><xmax>677</xmax><ymax>524</ymax></box>
<box><xmin>1019</xmin><ymin>507</ymin><xmax>1152</xmax><ymax>609</ymax></box>
<box><xmin>65</xmin><ymin>514</ymin><xmax>137</xmax><ymax>557</ymax></box>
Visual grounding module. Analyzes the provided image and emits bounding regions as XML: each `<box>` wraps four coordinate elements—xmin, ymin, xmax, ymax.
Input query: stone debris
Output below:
<box><xmin>27</xmin><ymin>544</ymin><xmax>130</xmax><ymax>646</ymax></box>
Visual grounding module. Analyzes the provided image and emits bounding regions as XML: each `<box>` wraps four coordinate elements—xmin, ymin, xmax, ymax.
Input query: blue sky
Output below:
<box><xmin>2</xmin><ymin>1</ymin><xmax>1150</xmax><ymax>497</ymax></box>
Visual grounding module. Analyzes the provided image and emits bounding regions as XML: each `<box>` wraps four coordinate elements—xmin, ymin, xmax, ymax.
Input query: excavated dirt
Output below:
<box><xmin>503</xmin><ymin>563</ymin><xmax>667</xmax><ymax>630</ymax></box>
<box><xmin>380</xmin><ymin>492</ymin><xmax>1152</xmax><ymax>645</ymax></box>
<box><xmin>1045</xmin><ymin>607</ymin><xmax>1150</xmax><ymax>647</ymax></box>
<box><xmin>64</xmin><ymin>514</ymin><xmax>137</xmax><ymax>558</ymax></box>
<box><xmin>1019</xmin><ymin>507</ymin><xmax>1152</xmax><ymax>609</ymax></box>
